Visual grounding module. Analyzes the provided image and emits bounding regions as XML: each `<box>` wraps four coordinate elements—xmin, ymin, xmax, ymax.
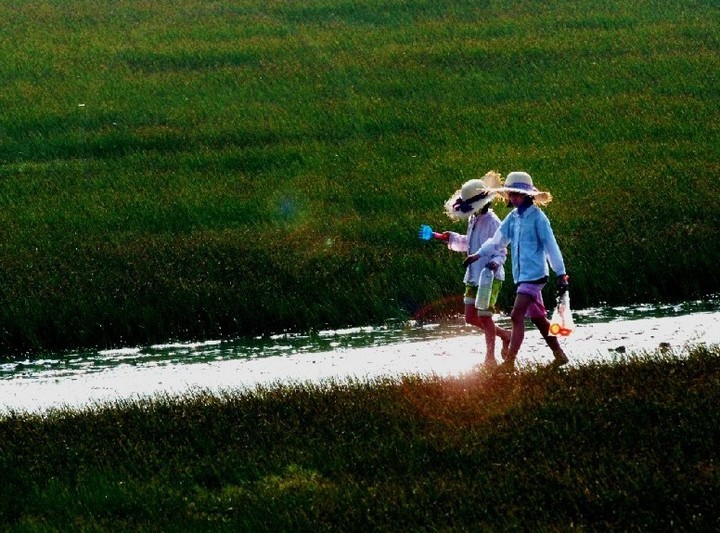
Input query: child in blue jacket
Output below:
<box><xmin>465</xmin><ymin>171</ymin><xmax>569</xmax><ymax>369</ymax></box>
<box><xmin>434</xmin><ymin>171</ymin><xmax>510</xmax><ymax>368</ymax></box>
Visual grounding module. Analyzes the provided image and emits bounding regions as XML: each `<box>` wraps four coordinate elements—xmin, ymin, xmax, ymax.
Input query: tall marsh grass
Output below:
<box><xmin>1</xmin><ymin>0</ymin><xmax>719</xmax><ymax>352</ymax></box>
<box><xmin>1</xmin><ymin>345</ymin><xmax>718</xmax><ymax>530</ymax></box>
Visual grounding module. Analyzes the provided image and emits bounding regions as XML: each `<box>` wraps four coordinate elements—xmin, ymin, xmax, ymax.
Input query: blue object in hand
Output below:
<box><xmin>418</xmin><ymin>224</ymin><xmax>434</xmax><ymax>240</ymax></box>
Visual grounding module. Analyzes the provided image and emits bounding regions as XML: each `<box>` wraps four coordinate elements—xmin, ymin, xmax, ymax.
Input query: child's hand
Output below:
<box><xmin>463</xmin><ymin>253</ymin><xmax>479</xmax><ymax>268</ymax></box>
<box><xmin>485</xmin><ymin>260</ymin><xmax>500</xmax><ymax>271</ymax></box>
<box><xmin>556</xmin><ymin>274</ymin><xmax>569</xmax><ymax>296</ymax></box>
<box><xmin>433</xmin><ymin>231</ymin><xmax>450</xmax><ymax>241</ymax></box>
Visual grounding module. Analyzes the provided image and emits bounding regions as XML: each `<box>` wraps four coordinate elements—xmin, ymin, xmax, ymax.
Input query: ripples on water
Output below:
<box><xmin>1</xmin><ymin>296</ymin><xmax>718</xmax><ymax>382</ymax></box>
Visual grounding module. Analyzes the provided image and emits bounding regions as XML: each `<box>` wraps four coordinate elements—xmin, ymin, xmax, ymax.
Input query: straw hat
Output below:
<box><xmin>444</xmin><ymin>171</ymin><xmax>502</xmax><ymax>220</ymax></box>
<box><xmin>500</xmin><ymin>171</ymin><xmax>552</xmax><ymax>206</ymax></box>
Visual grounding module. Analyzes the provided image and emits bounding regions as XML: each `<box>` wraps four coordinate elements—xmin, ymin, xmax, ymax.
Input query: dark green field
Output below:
<box><xmin>1</xmin><ymin>0</ymin><xmax>719</xmax><ymax>353</ymax></box>
<box><xmin>2</xmin><ymin>3</ymin><xmax>719</xmax><ymax>529</ymax></box>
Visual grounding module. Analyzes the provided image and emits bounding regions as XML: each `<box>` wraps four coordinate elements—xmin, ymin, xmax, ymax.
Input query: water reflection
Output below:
<box><xmin>1</xmin><ymin>296</ymin><xmax>718</xmax><ymax>413</ymax></box>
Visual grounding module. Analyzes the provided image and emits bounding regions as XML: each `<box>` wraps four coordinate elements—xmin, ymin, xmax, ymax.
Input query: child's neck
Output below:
<box><xmin>475</xmin><ymin>205</ymin><xmax>490</xmax><ymax>217</ymax></box>
<box><xmin>517</xmin><ymin>197</ymin><xmax>534</xmax><ymax>214</ymax></box>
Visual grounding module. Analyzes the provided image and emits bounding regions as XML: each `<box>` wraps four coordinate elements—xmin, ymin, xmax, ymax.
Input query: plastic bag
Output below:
<box><xmin>549</xmin><ymin>291</ymin><xmax>575</xmax><ymax>337</ymax></box>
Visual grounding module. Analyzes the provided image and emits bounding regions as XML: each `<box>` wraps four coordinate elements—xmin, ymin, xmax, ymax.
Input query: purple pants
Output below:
<box><xmin>516</xmin><ymin>282</ymin><xmax>547</xmax><ymax>319</ymax></box>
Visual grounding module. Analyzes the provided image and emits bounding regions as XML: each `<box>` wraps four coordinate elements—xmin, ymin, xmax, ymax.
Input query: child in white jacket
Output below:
<box><xmin>431</xmin><ymin>171</ymin><xmax>510</xmax><ymax>368</ymax></box>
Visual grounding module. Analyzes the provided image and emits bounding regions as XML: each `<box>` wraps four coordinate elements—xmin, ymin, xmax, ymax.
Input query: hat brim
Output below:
<box><xmin>444</xmin><ymin>190</ymin><xmax>498</xmax><ymax>220</ymax></box>
<box><xmin>497</xmin><ymin>186</ymin><xmax>552</xmax><ymax>205</ymax></box>
<box><xmin>444</xmin><ymin>171</ymin><xmax>503</xmax><ymax>220</ymax></box>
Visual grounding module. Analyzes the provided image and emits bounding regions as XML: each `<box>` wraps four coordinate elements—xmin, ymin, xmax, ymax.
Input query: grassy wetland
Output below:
<box><xmin>2</xmin><ymin>2</ymin><xmax>720</xmax><ymax>529</ymax></box>
<box><xmin>1</xmin><ymin>346</ymin><xmax>718</xmax><ymax>530</ymax></box>
<box><xmin>1</xmin><ymin>0</ymin><xmax>719</xmax><ymax>353</ymax></box>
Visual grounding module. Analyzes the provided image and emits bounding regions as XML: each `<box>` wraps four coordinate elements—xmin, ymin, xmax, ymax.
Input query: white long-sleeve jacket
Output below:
<box><xmin>446</xmin><ymin>210</ymin><xmax>507</xmax><ymax>285</ymax></box>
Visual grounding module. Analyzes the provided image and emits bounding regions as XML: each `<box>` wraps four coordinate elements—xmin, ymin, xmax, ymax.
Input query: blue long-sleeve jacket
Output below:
<box><xmin>475</xmin><ymin>204</ymin><xmax>565</xmax><ymax>284</ymax></box>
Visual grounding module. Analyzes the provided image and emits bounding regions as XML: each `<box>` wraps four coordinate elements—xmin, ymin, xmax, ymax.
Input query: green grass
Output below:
<box><xmin>1</xmin><ymin>344</ymin><xmax>718</xmax><ymax>530</ymax></box>
<box><xmin>1</xmin><ymin>0</ymin><xmax>719</xmax><ymax>353</ymax></box>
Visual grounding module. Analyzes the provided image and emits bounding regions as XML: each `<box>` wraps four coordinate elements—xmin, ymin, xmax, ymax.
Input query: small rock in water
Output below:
<box><xmin>612</xmin><ymin>346</ymin><xmax>627</xmax><ymax>353</ymax></box>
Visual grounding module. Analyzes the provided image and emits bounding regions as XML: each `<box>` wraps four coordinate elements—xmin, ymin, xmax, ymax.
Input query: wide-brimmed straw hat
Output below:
<box><xmin>444</xmin><ymin>171</ymin><xmax>502</xmax><ymax>220</ymax></box>
<box><xmin>499</xmin><ymin>171</ymin><xmax>552</xmax><ymax>206</ymax></box>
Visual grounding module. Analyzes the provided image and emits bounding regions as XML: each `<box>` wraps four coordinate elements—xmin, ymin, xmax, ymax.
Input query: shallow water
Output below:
<box><xmin>1</xmin><ymin>297</ymin><xmax>719</xmax><ymax>414</ymax></box>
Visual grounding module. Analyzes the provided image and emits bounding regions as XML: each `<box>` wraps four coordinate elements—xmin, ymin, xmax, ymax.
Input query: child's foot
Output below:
<box><xmin>550</xmin><ymin>349</ymin><xmax>569</xmax><ymax>367</ymax></box>
<box><xmin>500</xmin><ymin>338</ymin><xmax>510</xmax><ymax>361</ymax></box>
<box><xmin>484</xmin><ymin>357</ymin><xmax>497</xmax><ymax>369</ymax></box>
<box><xmin>499</xmin><ymin>356</ymin><xmax>516</xmax><ymax>372</ymax></box>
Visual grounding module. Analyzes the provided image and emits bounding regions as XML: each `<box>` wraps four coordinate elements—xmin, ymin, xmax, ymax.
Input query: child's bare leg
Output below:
<box><xmin>505</xmin><ymin>293</ymin><xmax>534</xmax><ymax>363</ymax></box>
<box><xmin>531</xmin><ymin>317</ymin><xmax>569</xmax><ymax>366</ymax></box>
<box><xmin>530</xmin><ymin>316</ymin><xmax>561</xmax><ymax>351</ymax></box>
<box><xmin>464</xmin><ymin>303</ymin><xmax>483</xmax><ymax>329</ymax></box>
<box><xmin>495</xmin><ymin>324</ymin><xmax>511</xmax><ymax>360</ymax></box>
<box><xmin>479</xmin><ymin>316</ymin><xmax>497</xmax><ymax>366</ymax></box>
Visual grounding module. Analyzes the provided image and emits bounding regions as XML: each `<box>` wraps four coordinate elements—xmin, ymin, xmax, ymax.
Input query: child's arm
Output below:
<box><xmin>463</xmin><ymin>227</ymin><xmax>509</xmax><ymax>267</ymax></box>
<box><xmin>537</xmin><ymin>214</ymin><xmax>570</xmax><ymax>294</ymax></box>
<box><xmin>487</xmin><ymin>242</ymin><xmax>507</xmax><ymax>270</ymax></box>
<box><xmin>537</xmin><ymin>215</ymin><xmax>566</xmax><ymax>276</ymax></box>
<box><xmin>445</xmin><ymin>232</ymin><xmax>467</xmax><ymax>252</ymax></box>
